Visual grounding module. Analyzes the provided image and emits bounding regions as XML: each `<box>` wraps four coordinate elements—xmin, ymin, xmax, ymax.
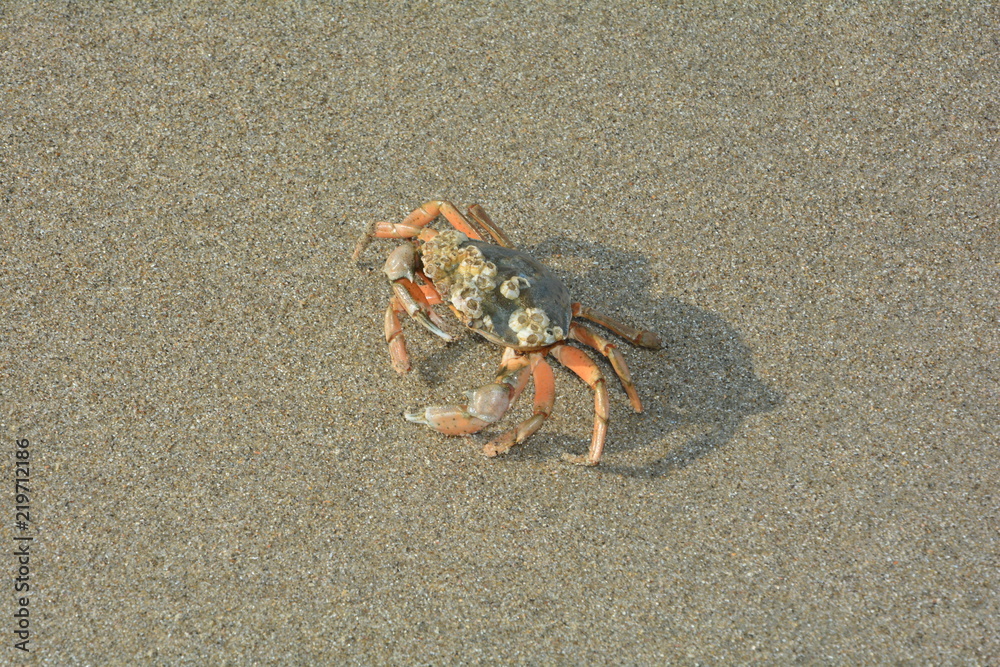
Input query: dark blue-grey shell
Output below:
<box><xmin>417</xmin><ymin>229</ymin><xmax>572</xmax><ymax>350</ymax></box>
<box><xmin>468</xmin><ymin>241</ymin><xmax>572</xmax><ymax>349</ymax></box>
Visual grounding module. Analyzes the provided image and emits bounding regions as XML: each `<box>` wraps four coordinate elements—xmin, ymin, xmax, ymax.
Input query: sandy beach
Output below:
<box><xmin>2</xmin><ymin>2</ymin><xmax>997</xmax><ymax>663</ymax></box>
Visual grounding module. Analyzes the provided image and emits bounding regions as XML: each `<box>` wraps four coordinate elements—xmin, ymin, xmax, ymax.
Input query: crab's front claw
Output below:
<box><xmin>404</xmin><ymin>383</ymin><xmax>512</xmax><ymax>436</ymax></box>
<box><xmin>405</xmin><ymin>406</ymin><xmax>491</xmax><ymax>435</ymax></box>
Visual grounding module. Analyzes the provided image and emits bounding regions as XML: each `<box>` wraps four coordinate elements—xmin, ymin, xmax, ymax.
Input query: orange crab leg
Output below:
<box><xmin>569</xmin><ymin>322</ymin><xmax>643</xmax><ymax>413</ymax></box>
<box><xmin>572</xmin><ymin>303</ymin><xmax>661</xmax><ymax>349</ymax></box>
<box><xmin>384</xmin><ymin>296</ymin><xmax>411</xmax><ymax>374</ymax></box>
<box><xmin>466</xmin><ymin>203</ymin><xmax>514</xmax><ymax>248</ymax></box>
<box><xmin>499</xmin><ymin>348</ymin><xmax>535</xmax><ymax>408</ymax></box>
<box><xmin>484</xmin><ymin>353</ymin><xmax>556</xmax><ymax>458</ymax></box>
<box><xmin>399</xmin><ymin>200</ymin><xmax>484</xmax><ymax>240</ymax></box>
<box><xmin>404</xmin><ymin>352</ymin><xmax>532</xmax><ymax>436</ymax></box>
<box><xmin>353</xmin><ymin>200</ymin><xmax>485</xmax><ymax>259</ymax></box>
<box><xmin>418</xmin><ymin>283</ymin><xmax>443</xmax><ymax>305</ymax></box>
<box><xmin>400</xmin><ymin>276</ymin><xmax>450</xmax><ymax>328</ymax></box>
<box><xmin>549</xmin><ymin>344</ymin><xmax>610</xmax><ymax>467</ymax></box>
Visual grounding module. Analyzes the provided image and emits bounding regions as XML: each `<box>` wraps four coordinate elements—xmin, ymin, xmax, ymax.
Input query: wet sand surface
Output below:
<box><xmin>3</xmin><ymin>3</ymin><xmax>997</xmax><ymax>664</ymax></box>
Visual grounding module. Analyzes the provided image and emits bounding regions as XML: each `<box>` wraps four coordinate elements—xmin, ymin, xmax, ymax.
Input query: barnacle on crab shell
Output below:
<box><xmin>434</xmin><ymin>230</ymin><xmax>466</xmax><ymax>247</ymax></box>
<box><xmin>516</xmin><ymin>329</ymin><xmax>545</xmax><ymax>346</ymax></box>
<box><xmin>465</xmin><ymin>298</ymin><xmax>483</xmax><ymax>318</ymax></box>
<box><xmin>508</xmin><ymin>309</ymin><xmax>531</xmax><ymax>332</ymax></box>
<box><xmin>525</xmin><ymin>307</ymin><xmax>549</xmax><ymax>329</ymax></box>
<box><xmin>451</xmin><ymin>285</ymin><xmax>474</xmax><ymax>301</ymax></box>
<box><xmin>459</xmin><ymin>245</ymin><xmax>484</xmax><ymax>264</ymax></box>
<box><xmin>499</xmin><ymin>276</ymin><xmax>528</xmax><ymax>300</ymax></box>
<box><xmin>473</xmin><ymin>273</ymin><xmax>496</xmax><ymax>291</ymax></box>
<box><xmin>450</xmin><ymin>285</ymin><xmax>475</xmax><ymax>309</ymax></box>
<box><xmin>506</xmin><ymin>306</ymin><xmax>562</xmax><ymax>346</ymax></box>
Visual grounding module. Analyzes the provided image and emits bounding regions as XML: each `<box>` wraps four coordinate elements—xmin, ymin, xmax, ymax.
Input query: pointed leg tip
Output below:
<box><xmin>639</xmin><ymin>332</ymin><xmax>661</xmax><ymax>349</ymax></box>
<box><xmin>352</xmin><ymin>225</ymin><xmax>377</xmax><ymax>260</ymax></box>
<box><xmin>484</xmin><ymin>438</ymin><xmax>513</xmax><ymax>458</ymax></box>
<box><xmin>403</xmin><ymin>408</ymin><xmax>428</xmax><ymax>425</ymax></box>
<box><xmin>561</xmin><ymin>453</ymin><xmax>599</xmax><ymax>467</ymax></box>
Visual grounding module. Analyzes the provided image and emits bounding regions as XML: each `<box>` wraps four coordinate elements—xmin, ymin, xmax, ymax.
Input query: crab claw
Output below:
<box><xmin>383</xmin><ymin>243</ymin><xmax>416</xmax><ymax>282</ymax></box>
<box><xmin>404</xmin><ymin>406</ymin><xmax>491</xmax><ymax>436</ymax></box>
<box><xmin>404</xmin><ymin>383</ymin><xmax>513</xmax><ymax>436</ymax></box>
<box><xmin>391</xmin><ymin>282</ymin><xmax>454</xmax><ymax>342</ymax></box>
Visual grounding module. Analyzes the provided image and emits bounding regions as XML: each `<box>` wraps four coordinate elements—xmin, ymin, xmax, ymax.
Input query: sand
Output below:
<box><xmin>2</xmin><ymin>2</ymin><xmax>997</xmax><ymax>663</ymax></box>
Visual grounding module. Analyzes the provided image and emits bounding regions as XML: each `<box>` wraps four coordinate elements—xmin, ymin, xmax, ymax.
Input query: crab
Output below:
<box><xmin>353</xmin><ymin>200</ymin><xmax>660</xmax><ymax>466</ymax></box>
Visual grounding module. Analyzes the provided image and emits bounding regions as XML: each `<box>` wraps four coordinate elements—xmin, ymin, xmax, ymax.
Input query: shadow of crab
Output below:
<box><xmin>522</xmin><ymin>237</ymin><xmax>783</xmax><ymax>477</ymax></box>
<box><xmin>614</xmin><ymin>297</ymin><xmax>783</xmax><ymax>478</ymax></box>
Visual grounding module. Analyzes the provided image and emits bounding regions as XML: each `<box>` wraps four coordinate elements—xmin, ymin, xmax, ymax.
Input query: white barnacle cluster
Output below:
<box><xmin>507</xmin><ymin>307</ymin><xmax>564</xmax><ymax>347</ymax></box>
<box><xmin>420</xmin><ymin>231</ymin><xmax>498</xmax><ymax>324</ymax></box>
<box><xmin>499</xmin><ymin>276</ymin><xmax>531</xmax><ymax>300</ymax></box>
<box><xmin>450</xmin><ymin>284</ymin><xmax>483</xmax><ymax>319</ymax></box>
<box><xmin>419</xmin><ymin>229</ymin><xmax>467</xmax><ymax>288</ymax></box>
